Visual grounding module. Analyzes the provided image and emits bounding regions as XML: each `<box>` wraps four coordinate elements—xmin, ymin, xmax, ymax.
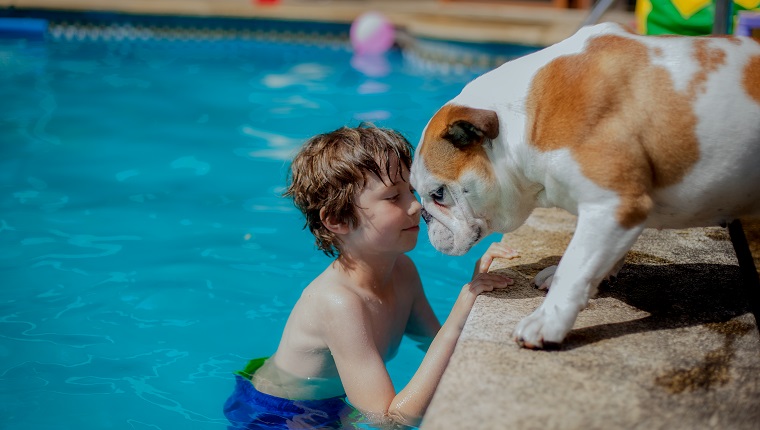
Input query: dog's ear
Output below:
<box><xmin>441</xmin><ymin>106</ymin><xmax>499</xmax><ymax>147</ymax></box>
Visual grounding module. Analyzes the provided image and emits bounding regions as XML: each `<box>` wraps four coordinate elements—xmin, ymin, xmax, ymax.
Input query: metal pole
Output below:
<box><xmin>713</xmin><ymin>0</ymin><xmax>734</xmax><ymax>35</ymax></box>
<box><xmin>728</xmin><ymin>220</ymin><xmax>760</xmax><ymax>335</ymax></box>
<box><xmin>580</xmin><ymin>0</ymin><xmax>618</xmax><ymax>29</ymax></box>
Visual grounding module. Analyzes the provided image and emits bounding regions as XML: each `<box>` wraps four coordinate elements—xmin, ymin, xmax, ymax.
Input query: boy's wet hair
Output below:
<box><xmin>284</xmin><ymin>124</ymin><xmax>414</xmax><ymax>257</ymax></box>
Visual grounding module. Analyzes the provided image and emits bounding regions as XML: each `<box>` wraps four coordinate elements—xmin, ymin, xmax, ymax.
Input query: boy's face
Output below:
<box><xmin>345</xmin><ymin>156</ymin><xmax>422</xmax><ymax>256</ymax></box>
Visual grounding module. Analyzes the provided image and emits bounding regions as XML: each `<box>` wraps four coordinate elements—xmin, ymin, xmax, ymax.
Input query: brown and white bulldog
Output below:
<box><xmin>410</xmin><ymin>22</ymin><xmax>760</xmax><ymax>349</ymax></box>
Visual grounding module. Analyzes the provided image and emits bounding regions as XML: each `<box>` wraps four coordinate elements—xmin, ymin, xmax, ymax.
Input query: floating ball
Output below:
<box><xmin>350</xmin><ymin>12</ymin><xmax>395</xmax><ymax>55</ymax></box>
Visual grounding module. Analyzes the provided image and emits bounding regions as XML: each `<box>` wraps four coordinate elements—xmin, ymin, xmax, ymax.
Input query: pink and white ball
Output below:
<box><xmin>350</xmin><ymin>12</ymin><xmax>395</xmax><ymax>55</ymax></box>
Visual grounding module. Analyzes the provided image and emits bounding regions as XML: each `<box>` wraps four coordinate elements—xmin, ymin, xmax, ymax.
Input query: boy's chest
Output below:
<box><xmin>365</xmin><ymin>290</ymin><xmax>414</xmax><ymax>361</ymax></box>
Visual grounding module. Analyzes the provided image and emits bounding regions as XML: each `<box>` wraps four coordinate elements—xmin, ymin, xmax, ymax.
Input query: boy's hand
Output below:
<box><xmin>452</xmin><ymin>272</ymin><xmax>513</xmax><ymax>337</ymax></box>
<box><xmin>475</xmin><ymin>239</ymin><xmax>519</xmax><ymax>276</ymax></box>
<box><xmin>466</xmin><ymin>272</ymin><xmax>514</xmax><ymax>296</ymax></box>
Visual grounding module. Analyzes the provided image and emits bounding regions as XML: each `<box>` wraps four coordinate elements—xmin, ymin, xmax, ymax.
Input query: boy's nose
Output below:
<box><xmin>409</xmin><ymin>198</ymin><xmax>422</xmax><ymax>216</ymax></box>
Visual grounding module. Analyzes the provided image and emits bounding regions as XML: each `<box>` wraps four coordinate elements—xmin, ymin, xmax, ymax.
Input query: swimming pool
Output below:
<box><xmin>0</xmin><ymin>16</ymin><xmax>520</xmax><ymax>429</ymax></box>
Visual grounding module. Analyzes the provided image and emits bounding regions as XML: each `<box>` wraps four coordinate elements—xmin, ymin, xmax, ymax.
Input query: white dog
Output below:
<box><xmin>410</xmin><ymin>22</ymin><xmax>760</xmax><ymax>349</ymax></box>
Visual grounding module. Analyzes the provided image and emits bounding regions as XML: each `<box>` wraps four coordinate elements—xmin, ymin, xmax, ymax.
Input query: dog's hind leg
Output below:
<box><xmin>603</xmin><ymin>254</ymin><xmax>627</xmax><ymax>286</ymax></box>
<box><xmin>533</xmin><ymin>253</ymin><xmax>626</xmax><ymax>292</ymax></box>
<box><xmin>513</xmin><ymin>208</ymin><xmax>644</xmax><ymax>349</ymax></box>
<box><xmin>534</xmin><ymin>265</ymin><xmax>556</xmax><ymax>291</ymax></box>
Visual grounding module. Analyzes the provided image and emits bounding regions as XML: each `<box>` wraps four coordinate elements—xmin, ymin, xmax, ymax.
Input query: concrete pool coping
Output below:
<box><xmin>4</xmin><ymin>2</ymin><xmax>758</xmax><ymax>427</ymax></box>
<box><xmin>422</xmin><ymin>208</ymin><xmax>760</xmax><ymax>429</ymax></box>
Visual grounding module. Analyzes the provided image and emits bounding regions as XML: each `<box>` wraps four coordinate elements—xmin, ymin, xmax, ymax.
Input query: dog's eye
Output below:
<box><xmin>430</xmin><ymin>187</ymin><xmax>445</xmax><ymax>203</ymax></box>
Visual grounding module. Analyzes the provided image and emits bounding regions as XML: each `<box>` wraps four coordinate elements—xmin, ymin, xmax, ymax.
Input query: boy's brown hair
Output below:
<box><xmin>284</xmin><ymin>124</ymin><xmax>414</xmax><ymax>257</ymax></box>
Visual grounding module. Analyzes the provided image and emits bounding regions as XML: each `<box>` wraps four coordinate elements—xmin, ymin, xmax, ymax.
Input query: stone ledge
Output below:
<box><xmin>422</xmin><ymin>208</ymin><xmax>760</xmax><ymax>430</ymax></box>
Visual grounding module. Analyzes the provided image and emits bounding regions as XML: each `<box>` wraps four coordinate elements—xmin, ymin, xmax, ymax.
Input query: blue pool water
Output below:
<box><xmin>0</xmin><ymin>31</ymin><xmax>503</xmax><ymax>429</ymax></box>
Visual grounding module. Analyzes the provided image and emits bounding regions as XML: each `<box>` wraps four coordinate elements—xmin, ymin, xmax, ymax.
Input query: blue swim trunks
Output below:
<box><xmin>223</xmin><ymin>358</ymin><xmax>355</xmax><ymax>429</ymax></box>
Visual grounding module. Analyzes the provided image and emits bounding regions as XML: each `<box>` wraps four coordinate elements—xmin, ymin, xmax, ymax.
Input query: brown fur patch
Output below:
<box><xmin>744</xmin><ymin>55</ymin><xmax>760</xmax><ymax>104</ymax></box>
<box><xmin>526</xmin><ymin>35</ymin><xmax>706</xmax><ymax>228</ymax></box>
<box><xmin>720</xmin><ymin>35</ymin><xmax>743</xmax><ymax>46</ymax></box>
<box><xmin>420</xmin><ymin>105</ymin><xmax>496</xmax><ymax>184</ymax></box>
<box><xmin>690</xmin><ymin>39</ymin><xmax>726</xmax><ymax>98</ymax></box>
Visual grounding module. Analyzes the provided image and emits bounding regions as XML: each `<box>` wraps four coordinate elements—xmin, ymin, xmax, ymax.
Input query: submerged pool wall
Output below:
<box><xmin>0</xmin><ymin>8</ymin><xmax>351</xmax><ymax>45</ymax></box>
<box><xmin>0</xmin><ymin>6</ymin><xmax>543</xmax><ymax>72</ymax></box>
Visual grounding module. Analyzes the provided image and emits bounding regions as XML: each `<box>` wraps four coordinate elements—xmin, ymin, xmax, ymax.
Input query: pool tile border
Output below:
<box><xmin>1</xmin><ymin>7</ymin><xmax>541</xmax><ymax>71</ymax></box>
<box><xmin>1</xmin><ymin>8</ymin><xmax>352</xmax><ymax>47</ymax></box>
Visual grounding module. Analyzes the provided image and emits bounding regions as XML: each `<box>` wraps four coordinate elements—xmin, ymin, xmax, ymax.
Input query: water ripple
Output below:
<box><xmin>30</xmin><ymin>260</ymin><xmax>90</xmax><ymax>275</ymax></box>
<box><xmin>31</xmin><ymin>229</ymin><xmax>141</xmax><ymax>260</ymax></box>
<box><xmin>186</xmin><ymin>354</ymin><xmax>241</xmax><ymax>382</ymax></box>
<box><xmin>12</xmin><ymin>189</ymin><xmax>69</xmax><ymax>212</ymax></box>
<box><xmin>0</xmin><ymin>220</ymin><xmax>16</xmax><ymax>233</ymax></box>
<box><xmin>0</xmin><ymin>315</ymin><xmax>114</xmax><ymax>348</ymax></box>
<box><xmin>93</xmin><ymin>310</ymin><xmax>197</xmax><ymax>329</ymax></box>
<box><xmin>123</xmin><ymin>360</ymin><xmax>227</xmax><ymax>426</ymax></box>
<box><xmin>170</xmin><ymin>156</ymin><xmax>210</xmax><ymax>176</ymax></box>
<box><xmin>127</xmin><ymin>420</ymin><xmax>164</xmax><ymax>430</ymax></box>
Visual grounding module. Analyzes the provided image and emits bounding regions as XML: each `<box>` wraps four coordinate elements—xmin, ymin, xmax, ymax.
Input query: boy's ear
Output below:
<box><xmin>320</xmin><ymin>207</ymin><xmax>350</xmax><ymax>235</ymax></box>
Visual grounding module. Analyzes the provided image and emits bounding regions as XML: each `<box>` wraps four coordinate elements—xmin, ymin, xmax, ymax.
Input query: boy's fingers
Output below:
<box><xmin>479</xmin><ymin>273</ymin><xmax>514</xmax><ymax>285</ymax></box>
<box><xmin>479</xmin><ymin>256</ymin><xmax>493</xmax><ymax>273</ymax></box>
<box><xmin>495</xmin><ymin>242</ymin><xmax>519</xmax><ymax>256</ymax></box>
<box><xmin>487</xmin><ymin>244</ymin><xmax>520</xmax><ymax>260</ymax></box>
<box><xmin>498</xmin><ymin>246</ymin><xmax>520</xmax><ymax>259</ymax></box>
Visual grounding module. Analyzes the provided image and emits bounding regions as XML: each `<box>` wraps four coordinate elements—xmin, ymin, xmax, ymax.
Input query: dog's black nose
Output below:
<box><xmin>421</xmin><ymin>208</ymin><xmax>432</xmax><ymax>224</ymax></box>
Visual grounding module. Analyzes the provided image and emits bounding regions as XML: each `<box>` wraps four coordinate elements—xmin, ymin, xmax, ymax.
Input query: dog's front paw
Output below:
<box><xmin>534</xmin><ymin>265</ymin><xmax>557</xmax><ymax>291</ymax></box>
<box><xmin>513</xmin><ymin>303</ymin><xmax>577</xmax><ymax>349</ymax></box>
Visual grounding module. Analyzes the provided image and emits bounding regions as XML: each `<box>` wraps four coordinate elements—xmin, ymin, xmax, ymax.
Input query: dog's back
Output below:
<box><xmin>636</xmin><ymin>32</ymin><xmax>760</xmax><ymax>227</ymax></box>
<box><xmin>457</xmin><ymin>23</ymin><xmax>760</xmax><ymax>229</ymax></box>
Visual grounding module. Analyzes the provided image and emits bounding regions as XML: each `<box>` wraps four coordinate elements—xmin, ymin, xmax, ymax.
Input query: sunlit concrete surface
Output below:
<box><xmin>423</xmin><ymin>209</ymin><xmax>760</xmax><ymax>429</ymax></box>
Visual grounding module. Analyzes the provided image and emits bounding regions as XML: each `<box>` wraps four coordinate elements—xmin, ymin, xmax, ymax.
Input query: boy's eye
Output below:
<box><xmin>385</xmin><ymin>194</ymin><xmax>399</xmax><ymax>201</ymax></box>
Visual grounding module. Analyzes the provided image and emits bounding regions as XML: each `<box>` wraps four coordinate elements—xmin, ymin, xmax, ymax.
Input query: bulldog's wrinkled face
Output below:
<box><xmin>410</xmin><ymin>105</ymin><xmax>501</xmax><ymax>256</ymax></box>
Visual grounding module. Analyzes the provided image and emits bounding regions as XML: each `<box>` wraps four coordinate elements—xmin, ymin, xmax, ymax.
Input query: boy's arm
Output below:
<box><xmin>386</xmin><ymin>271</ymin><xmax>512</xmax><ymax>425</ymax></box>
<box><xmin>321</xmin><ymin>294</ymin><xmax>400</xmax><ymax>422</ymax></box>
<box><xmin>403</xmin><ymin>256</ymin><xmax>441</xmax><ymax>342</ymax></box>
<box><xmin>390</xmin><ymin>243</ymin><xmax>518</xmax><ymax>424</ymax></box>
<box><xmin>325</xmin><ymin>272</ymin><xmax>510</xmax><ymax>427</ymax></box>
<box><xmin>406</xmin><ymin>240</ymin><xmax>518</xmax><ymax>346</ymax></box>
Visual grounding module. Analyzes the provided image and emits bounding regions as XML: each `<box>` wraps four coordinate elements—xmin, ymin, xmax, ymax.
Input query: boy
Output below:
<box><xmin>224</xmin><ymin>124</ymin><xmax>517</xmax><ymax>428</ymax></box>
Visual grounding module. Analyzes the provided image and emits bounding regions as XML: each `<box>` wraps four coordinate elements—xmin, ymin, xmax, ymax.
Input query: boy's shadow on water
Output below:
<box><xmin>502</xmin><ymin>257</ymin><xmax>757</xmax><ymax>350</ymax></box>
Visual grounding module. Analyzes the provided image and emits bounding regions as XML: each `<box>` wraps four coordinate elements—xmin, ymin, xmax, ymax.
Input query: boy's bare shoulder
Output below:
<box><xmin>395</xmin><ymin>254</ymin><xmax>419</xmax><ymax>275</ymax></box>
<box><xmin>300</xmin><ymin>270</ymin><xmax>367</xmax><ymax>317</ymax></box>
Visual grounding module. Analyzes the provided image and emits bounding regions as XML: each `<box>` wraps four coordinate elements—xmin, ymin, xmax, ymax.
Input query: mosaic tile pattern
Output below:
<box><xmin>1</xmin><ymin>9</ymin><xmax>351</xmax><ymax>46</ymax></box>
<box><xmin>398</xmin><ymin>33</ymin><xmax>540</xmax><ymax>74</ymax></box>
<box><xmin>47</xmin><ymin>19</ymin><xmax>350</xmax><ymax>48</ymax></box>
